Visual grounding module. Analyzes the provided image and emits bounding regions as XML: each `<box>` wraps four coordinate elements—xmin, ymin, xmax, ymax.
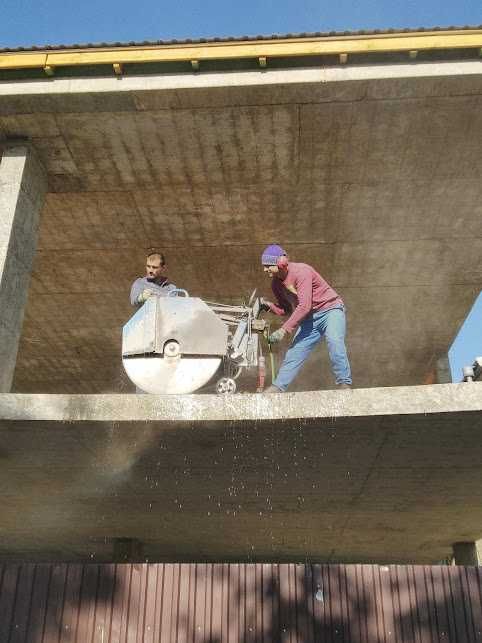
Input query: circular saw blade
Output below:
<box><xmin>123</xmin><ymin>355</ymin><xmax>222</xmax><ymax>394</ymax></box>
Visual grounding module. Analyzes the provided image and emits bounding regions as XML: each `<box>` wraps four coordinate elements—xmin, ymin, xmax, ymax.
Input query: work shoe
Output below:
<box><xmin>337</xmin><ymin>383</ymin><xmax>352</xmax><ymax>389</ymax></box>
<box><xmin>264</xmin><ymin>385</ymin><xmax>283</xmax><ymax>394</ymax></box>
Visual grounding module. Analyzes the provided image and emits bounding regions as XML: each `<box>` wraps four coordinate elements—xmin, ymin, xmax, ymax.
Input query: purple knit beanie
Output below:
<box><xmin>261</xmin><ymin>244</ymin><xmax>287</xmax><ymax>266</ymax></box>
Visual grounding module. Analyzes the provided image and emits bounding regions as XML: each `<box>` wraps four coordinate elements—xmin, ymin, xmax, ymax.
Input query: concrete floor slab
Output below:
<box><xmin>0</xmin><ymin>383</ymin><xmax>481</xmax><ymax>563</ymax></box>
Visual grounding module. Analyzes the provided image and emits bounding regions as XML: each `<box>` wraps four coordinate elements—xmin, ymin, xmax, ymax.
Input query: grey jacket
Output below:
<box><xmin>130</xmin><ymin>276</ymin><xmax>177</xmax><ymax>307</ymax></box>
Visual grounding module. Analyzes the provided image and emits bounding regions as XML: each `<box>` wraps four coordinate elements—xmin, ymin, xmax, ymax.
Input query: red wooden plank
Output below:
<box><xmin>0</xmin><ymin>563</ymin><xmax>480</xmax><ymax>641</ymax></box>
<box><xmin>245</xmin><ymin>563</ymin><xmax>257</xmax><ymax>643</ymax></box>
<box><xmin>430</xmin><ymin>565</ymin><xmax>450</xmax><ymax>641</ymax></box>
<box><xmin>126</xmin><ymin>564</ymin><xmax>142</xmax><ymax>643</ymax></box>
<box><xmin>209</xmin><ymin>564</ymin><xmax>223</xmax><ymax>641</ymax></box>
<box><xmin>92</xmin><ymin>563</ymin><xmax>116</xmax><ymax>643</ymax></box>
<box><xmin>57</xmin><ymin>564</ymin><xmax>83</xmax><ymax>643</ymax></box>
<box><xmin>227</xmin><ymin>563</ymin><xmax>240</xmax><ymax>643</ymax></box>
<box><xmin>397</xmin><ymin>565</ymin><xmax>417</xmax><ymax>643</ymax></box>
<box><xmin>25</xmin><ymin>564</ymin><xmax>52</xmax><ymax>643</ymax></box>
<box><xmin>141</xmin><ymin>564</ymin><xmax>159</xmax><ymax>643</ymax></box>
<box><xmin>192</xmin><ymin>563</ymin><xmax>207</xmax><ymax>643</ymax></box>
<box><xmin>110</xmin><ymin>564</ymin><xmax>129</xmax><ymax>643</ymax></box>
<box><xmin>259</xmin><ymin>564</ymin><xmax>273</xmax><ymax>643</ymax></box>
<box><xmin>0</xmin><ymin>564</ymin><xmax>20</xmax><ymax>642</ymax></box>
<box><xmin>158</xmin><ymin>564</ymin><xmax>176</xmax><ymax>643</ymax></box>
<box><xmin>177</xmin><ymin>563</ymin><xmax>191</xmax><ymax>643</ymax></box>
<box><xmin>278</xmin><ymin>563</ymin><xmax>293</xmax><ymax>642</ymax></box>
<box><xmin>463</xmin><ymin>567</ymin><xmax>482</xmax><ymax>642</ymax></box>
<box><xmin>377</xmin><ymin>566</ymin><xmax>395</xmax><ymax>643</ymax></box>
<box><xmin>42</xmin><ymin>564</ymin><xmax>68</xmax><ymax>643</ymax></box>
<box><xmin>447</xmin><ymin>567</ymin><xmax>471</xmax><ymax>643</ymax></box>
<box><xmin>371</xmin><ymin>566</ymin><xmax>386</xmax><ymax>643</ymax></box>
<box><xmin>411</xmin><ymin>566</ymin><xmax>435</xmax><ymax>643</ymax></box>
<box><xmin>301</xmin><ymin>564</ymin><xmax>314</xmax><ymax>643</ymax></box>
<box><xmin>362</xmin><ymin>565</ymin><xmax>381</xmax><ymax>643</ymax></box>
<box><xmin>7</xmin><ymin>563</ymin><xmax>36</xmax><ymax>643</ymax></box>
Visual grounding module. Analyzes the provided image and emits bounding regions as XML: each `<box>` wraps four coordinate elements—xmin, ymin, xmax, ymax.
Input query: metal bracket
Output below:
<box><xmin>462</xmin><ymin>357</ymin><xmax>482</xmax><ymax>382</ymax></box>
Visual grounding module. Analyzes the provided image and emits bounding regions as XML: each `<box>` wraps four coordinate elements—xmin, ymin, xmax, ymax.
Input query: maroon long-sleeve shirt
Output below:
<box><xmin>269</xmin><ymin>262</ymin><xmax>343</xmax><ymax>333</ymax></box>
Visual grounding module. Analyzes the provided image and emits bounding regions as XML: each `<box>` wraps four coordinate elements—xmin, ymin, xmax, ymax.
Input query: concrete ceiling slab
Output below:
<box><xmin>0</xmin><ymin>63</ymin><xmax>481</xmax><ymax>392</ymax></box>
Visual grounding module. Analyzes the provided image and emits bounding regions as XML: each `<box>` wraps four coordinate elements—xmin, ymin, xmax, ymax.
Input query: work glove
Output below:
<box><xmin>137</xmin><ymin>288</ymin><xmax>153</xmax><ymax>304</ymax></box>
<box><xmin>268</xmin><ymin>327</ymin><xmax>287</xmax><ymax>344</ymax></box>
<box><xmin>259</xmin><ymin>297</ymin><xmax>272</xmax><ymax>312</ymax></box>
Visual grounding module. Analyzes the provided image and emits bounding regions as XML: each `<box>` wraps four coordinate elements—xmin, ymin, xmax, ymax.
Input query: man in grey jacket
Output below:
<box><xmin>130</xmin><ymin>252</ymin><xmax>177</xmax><ymax>306</ymax></box>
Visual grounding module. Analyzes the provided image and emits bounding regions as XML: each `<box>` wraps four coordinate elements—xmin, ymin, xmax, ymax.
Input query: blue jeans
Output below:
<box><xmin>273</xmin><ymin>307</ymin><xmax>352</xmax><ymax>391</ymax></box>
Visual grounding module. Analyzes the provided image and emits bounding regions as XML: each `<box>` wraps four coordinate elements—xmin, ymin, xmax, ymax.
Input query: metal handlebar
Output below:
<box><xmin>168</xmin><ymin>288</ymin><xmax>189</xmax><ymax>298</ymax></box>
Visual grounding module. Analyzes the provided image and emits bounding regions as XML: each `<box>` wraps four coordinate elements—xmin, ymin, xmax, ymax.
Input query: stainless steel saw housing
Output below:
<box><xmin>122</xmin><ymin>296</ymin><xmax>229</xmax><ymax>358</ymax></box>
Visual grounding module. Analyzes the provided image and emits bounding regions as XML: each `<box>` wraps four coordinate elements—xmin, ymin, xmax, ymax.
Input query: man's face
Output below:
<box><xmin>264</xmin><ymin>264</ymin><xmax>279</xmax><ymax>278</ymax></box>
<box><xmin>145</xmin><ymin>257</ymin><xmax>165</xmax><ymax>281</ymax></box>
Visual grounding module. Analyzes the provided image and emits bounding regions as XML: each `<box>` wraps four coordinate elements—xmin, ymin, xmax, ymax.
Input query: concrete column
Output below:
<box><xmin>436</xmin><ymin>356</ymin><xmax>451</xmax><ymax>384</ymax></box>
<box><xmin>452</xmin><ymin>541</ymin><xmax>481</xmax><ymax>566</ymax></box>
<box><xmin>0</xmin><ymin>142</ymin><xmax>47</xmax><ymax>392</ymax></box>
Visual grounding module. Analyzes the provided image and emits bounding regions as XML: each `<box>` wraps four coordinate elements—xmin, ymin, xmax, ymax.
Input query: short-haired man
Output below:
<box><xmin>130</xmin><ymin>252</ymin><xmax>177</xmax><ymax>307</ymax></box>
<box><xmin>260</xmin><ymin>244</ymin><xmax>352</xmax><ymax>392</ymax></box>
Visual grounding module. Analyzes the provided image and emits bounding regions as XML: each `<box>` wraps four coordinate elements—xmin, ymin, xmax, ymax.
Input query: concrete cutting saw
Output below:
<box><xmin>122</xmin><ymin>290</ymin><xmax>267</xmax><ymax>394</ymax></box>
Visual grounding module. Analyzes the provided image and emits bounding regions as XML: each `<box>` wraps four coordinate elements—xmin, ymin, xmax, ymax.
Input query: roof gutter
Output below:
<box><xmin>1</xmin><ymin>29</ymin><xmax>482</xmax><ymax>74</ymax></box>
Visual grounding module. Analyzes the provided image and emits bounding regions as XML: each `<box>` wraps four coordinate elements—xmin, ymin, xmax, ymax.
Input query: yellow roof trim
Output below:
<box><xmin>1</xmin><ymin>30</ymin><xmax>482</xmax><ymax>70</ymax></box>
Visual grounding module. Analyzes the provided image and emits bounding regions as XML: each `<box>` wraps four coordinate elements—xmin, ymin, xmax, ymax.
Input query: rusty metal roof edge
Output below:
<box><xmin>1</xmin><ymin>24</ymin><xmax>482</xmax><ymax>54</ymax></box>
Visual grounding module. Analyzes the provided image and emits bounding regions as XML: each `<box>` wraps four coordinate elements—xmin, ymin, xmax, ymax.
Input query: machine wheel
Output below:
<box><xmin>215</xmin><ymin>377</ymin><xmax>237</xmax><ymax>394</ymax></box>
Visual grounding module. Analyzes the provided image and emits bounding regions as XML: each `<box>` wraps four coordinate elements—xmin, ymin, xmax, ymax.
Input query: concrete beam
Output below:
<box><xmin>0</xmin><ymin>143</ymin><xmax>47</xmax><ymax>391</ymax></box>
<box><xmin>452</xmin><ymin>541</ymin><xmax>481</xmax><ymax>566</ymax></box>
<box><xmin>0</xmin><ymin>61</ymin><xmax>481</xmax><ymax>106</ymax></box>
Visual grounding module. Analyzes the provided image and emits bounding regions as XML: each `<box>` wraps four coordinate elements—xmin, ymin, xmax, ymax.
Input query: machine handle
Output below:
<box><xmin>168</xmin><ymin>288</ymin><xmax>189</xmax><ymax>298</ymax></box>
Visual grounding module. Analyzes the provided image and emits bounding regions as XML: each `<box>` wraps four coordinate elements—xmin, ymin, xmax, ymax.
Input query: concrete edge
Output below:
<box><xmin>0</xmin><ymin>383</ymin><xmax>481</xmax><ymax>423</ymax></box>
<box><xmin>0</xmin><ymin>61</ymin><xmax>481</xmax><ymax>97</ymax></box>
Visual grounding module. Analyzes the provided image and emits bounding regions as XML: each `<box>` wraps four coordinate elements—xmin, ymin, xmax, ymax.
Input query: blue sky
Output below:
<box><xmin>1</xmin><ymin>0</ymin><xmax>481</xmax><ymax>48</ymax></box>
<box><xmin>449</xmin><ymin>293</ymin><xmax>482</xmax><ymax>382</ymax></box>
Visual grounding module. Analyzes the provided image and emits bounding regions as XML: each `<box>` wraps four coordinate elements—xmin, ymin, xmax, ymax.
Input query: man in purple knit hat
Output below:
<box><xmin>260</xmin><ymin>244</ymin><xmax>352</xmax><ymax>392</ymax></box>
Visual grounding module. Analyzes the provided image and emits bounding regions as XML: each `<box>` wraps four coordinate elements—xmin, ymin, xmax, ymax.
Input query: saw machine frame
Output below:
<box><xmin>122</xmin><ymin>290</ymin><xmax>268</xmax><ymax>394</ymax></box>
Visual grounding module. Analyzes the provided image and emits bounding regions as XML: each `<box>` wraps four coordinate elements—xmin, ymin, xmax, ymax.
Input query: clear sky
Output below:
<box><xmin>449</xmin><ymin>292</ymin><xmax>482</xmax><ymax>382</ymax></box>
<box><xmin>1</xmin><ymin>0</ymin><xmax>481</xmax><ymax>48</ymax></box>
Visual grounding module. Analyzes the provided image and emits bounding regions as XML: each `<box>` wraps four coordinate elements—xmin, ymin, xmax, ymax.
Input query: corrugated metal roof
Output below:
<box><xmin>1</xmin><ymin>25</ymin><xmax>482</xmax><ymax>53</ymax></box>
<box><xmin>0</xmin><ymin>562</ymin><xmax>481</xmax><ymax>641</ymax></box>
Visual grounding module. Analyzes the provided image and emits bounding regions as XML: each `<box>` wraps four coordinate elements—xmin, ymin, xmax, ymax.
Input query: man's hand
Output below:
<box><xmin>268</xmin><ymin>328</ymin><xmax>287</xmax><ymax>344</ymax></box>
<box><xmin>137</xmin><ymin>288</ymin><xmax>153</xmax><ymax>304</ymax></box>
<box><xmin>259</xmin><ymin>297</ymin><xmax>272</xmax><ymax>312</ymax></box>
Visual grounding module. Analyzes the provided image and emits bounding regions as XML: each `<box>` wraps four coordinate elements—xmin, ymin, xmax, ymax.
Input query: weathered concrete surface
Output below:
<box><xmin>0</xmin><ymin>383</ymin><xmax>481</xmax><ymax>563</ymax></box>
<box><xmin>0</xmin><ymin>143</ymin><xmax>46</xmax><ymax>391</ymax></box>
<box><xmin>0</xmin><ymin>62</ymin><xmax>481</xmax><ymax>393</ymax></box>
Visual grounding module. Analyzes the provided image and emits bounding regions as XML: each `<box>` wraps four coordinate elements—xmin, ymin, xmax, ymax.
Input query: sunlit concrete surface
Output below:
<box><xmin>0</xmin><ymin>61</ymin><xmax>481</xmax><ymax>393</ymax></box>
<box><xmin>0</xmin><ymin>383</ymin><xmax>481</xmax><ymax>563</ymax></box>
